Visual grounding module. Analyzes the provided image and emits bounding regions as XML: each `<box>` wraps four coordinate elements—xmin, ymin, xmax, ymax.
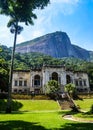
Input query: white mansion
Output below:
<box><xmin>12</xmin><ymin>65</ymin><xmax>90</xmax><ymax>94</ymax></box>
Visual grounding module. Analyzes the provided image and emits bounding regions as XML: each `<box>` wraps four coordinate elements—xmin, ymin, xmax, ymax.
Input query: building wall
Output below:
<box><xmin>12</xmin><ymin>71</ymin><xmax>30</xmax><ymax>93</ymax></box>
<box><xmin>42</xmin><ymin>66</ymin><xmax>66</xmax><ymax>92</ymax></box>
<box><xmin>12</xmin><ymin>67</ymin><xmax>90</xmax><ymax>94</ymax></box>
<box><xmin>73</xmin><ymin>72</ymin><xmax>90</xmax><ymax>92</ymax></box>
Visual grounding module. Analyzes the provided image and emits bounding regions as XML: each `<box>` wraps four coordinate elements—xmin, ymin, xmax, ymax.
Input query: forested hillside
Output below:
<box><xmin>0</xmin><ymin>45</ymin><xmax>93</xmax><ymax>91</ymax></box>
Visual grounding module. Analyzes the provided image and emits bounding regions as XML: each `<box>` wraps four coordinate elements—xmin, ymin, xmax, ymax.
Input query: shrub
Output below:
<box><xmin>12</xmin><ymin>94</ymin><xmax>31</xmax><ymax>99</ymax></box>
<box><xmin>33</xmin><ymin>95</ymin><xmax>50</xmax><ymax>100</ymax></box>
<box><xmin>45</xmin><ymin>80</ymin><xmax>60</xmax><ymax>100</ymax></box>
<box><xmin>0</xmin><ymin>99</ymin><xmax>7</xmax><ymax>111</ymax></box>
<box><xmin>12</xmin><ymin>94</ymin><xmax>50</xmax><ymax>100</ymax></box>
<box><xmin>65</xmin><ymin>83</ymin><xmax>77</xmax><ymax>99</ymax></box>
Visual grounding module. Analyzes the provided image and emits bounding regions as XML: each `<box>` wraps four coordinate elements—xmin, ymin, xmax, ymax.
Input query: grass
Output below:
<box><xmin>17</xmin><ymin>100</ymin><xmax>60</xmax><ymax>111</ymax></box>
<box><xmin>74</xmin><ymin>112</ymin><xmax>93</xmax><ymax>120</ymax></box>
<box><xmin>0</xmin><ymin>99</ymin><xmax>93</xmax><ymax>130</ymax></box>
<box><xmin>0</xmin><ymin>99</ymin><xmax>60</xmax><ymax>111</ymax></box>
<box><xmin>74</xmin><ymin>99</ymin><xmax>93</xmax><ymax>111</ymax></box>
<box><xmin>0</xmin><ymin>111</ymin><xmax>93</xmax><ymax>130</ymax></box>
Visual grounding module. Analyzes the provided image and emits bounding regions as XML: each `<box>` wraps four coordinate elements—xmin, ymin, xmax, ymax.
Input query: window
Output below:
<box><xmin>84</xmin><ymin>88</ymin><xmax>87</xmax><ymax>91</ymax></box>
<box><xmin>19</xmin><ymin>80</ymin><xmax>22</xmax><ymax>86</ymax></box>
<box><xmin>83</xmin><ymin>80</ymin><xmax>86</xmax><ymax>86</ymax></box>
<box><xmin>14</xmin><ymin>89</ymin><xmax>17</xmax><ymax>93</ymax></box>
<box><xmin>52</xmin><ymin>72</ymin><xmax>58</xmax><ymax>81</ymax></box>
<box><xmin>34</xmin><ymin>75</ymin><xmax>40</xmax><ymax>86</ymax></box>
<box><xmin>24</xmin><ymin>80</ymin><xmax>27</xmax><ymax>86</ymax></box>
<box><xmin>75</xmin><ymin>80</ymin><xmax>78</xmax><ymax>86</ymax></box>
<box><xmin>79</xmin><ymin>80</ymin><xmax>83</xmax><ymax>86</ymax></box>
<box><xmin>66</xmin><ymin>75</ymin><xmax>71</xmax><ymax>84</ymax></box>
<box><xmin>34</xmin><ymin>80</ymin><xmax>40</xmax><ymax>85</ymax></box>
<box><xmin>49</xmin><ymin>77</ymin><xmax>52</xmax><ymax>80</ymax></box>
<box><xmin>19</xmin><ymin>90</ymin><xmax>22</xmax><ymax>93</ymax></box>
<box><xmin>24</xmin><ymin>89</ymin><xmax>27</xmax><ymax>92</ymax></box>
<box><xmin>14</xmin><ymin>80</ymin><xmax>18</xmax><ymax>86</ymax></box>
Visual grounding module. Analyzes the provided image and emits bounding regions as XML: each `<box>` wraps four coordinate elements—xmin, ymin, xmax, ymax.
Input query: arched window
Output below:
<box><xmin>52</xmin><ymin>72</ymin><xmax>58</xmax><ymax>81</ymax></box>
<box><xmin>66</xmin><ymin>75</ymin><xmax>71</xmax><ymax>84</ymax></box>
<box><xmin>34</xmin><ymin>75</ymin><xmax>40</xmax><ymax>86</ymax></box>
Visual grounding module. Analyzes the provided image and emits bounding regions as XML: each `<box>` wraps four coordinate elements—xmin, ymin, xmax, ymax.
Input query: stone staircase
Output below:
<box><xmin>58</xmin><ymin>93</ymin><xmax>79</xmax><ymax>111</ymax></box>
<box><xmin>58</xmin><ymin>100</ymin><xmax>71</xmax><ymax>110</ymax></box>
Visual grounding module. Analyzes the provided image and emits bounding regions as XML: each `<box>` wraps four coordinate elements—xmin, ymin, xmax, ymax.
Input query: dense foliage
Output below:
<box><xmin>65</xmin><ymin>83</ymin><xmax>77</xmax><ymax>99</ymax></box>
<box><xmin>0</xmin><ymin>46</ymin><xmax>9</xmax><ymax>92</ymax></box>
<box><xmin>0</xmin><ymin>45</ymin><xmax>93</xmax><ymax>91</ymax></box>
<box><xmin>65</xmin><ymin>83</ymin><xmax>75</xmax><ymax>94</ymax></box>
<box><xmin>45</xmin><ymin>80</ymin><xmax>60</xmax><ymax>100</ymax></box>
<box><xmin>45</xmin><ymin>80</ymin><xmax>60</xmax><ymax>94</ymax></box>
<box><xmin>0</xmin><ymin>0</ymin><xmax>50</xmax><ymax>26</ymax></box>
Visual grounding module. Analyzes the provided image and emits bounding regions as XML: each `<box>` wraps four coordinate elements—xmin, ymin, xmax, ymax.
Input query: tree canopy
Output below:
<box><xmin>65</xmin><ymin>83</ymin><xmax>75</xmax><ymax>94</ymax></box>
<box><xmin>0</xmin><ymin>0</ymin><xmax>50</xmax><ymax>27</ymax></box>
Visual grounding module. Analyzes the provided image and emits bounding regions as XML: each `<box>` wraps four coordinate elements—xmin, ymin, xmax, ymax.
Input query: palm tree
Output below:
<box><xmin>0</xmin><ymin>0</ymin><xmax>50</xmax><ymax>113</ymax></box>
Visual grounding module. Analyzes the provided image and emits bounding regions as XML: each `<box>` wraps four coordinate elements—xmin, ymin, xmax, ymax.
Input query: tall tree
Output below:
<box><xmin>0</xmin><ymin>0</ymin><xmax>50</xmax><ymax>113</ymax></box>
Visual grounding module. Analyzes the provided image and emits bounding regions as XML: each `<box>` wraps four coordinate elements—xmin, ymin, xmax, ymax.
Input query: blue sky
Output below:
<box><xmin>0</xmin><ymin>0</ymin><xmax>93</xmax><ymax>51</ymax></box>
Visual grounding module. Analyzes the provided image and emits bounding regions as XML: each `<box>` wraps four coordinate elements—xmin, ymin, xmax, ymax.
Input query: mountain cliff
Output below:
<box><xmin>16</xmin><ymin>31</ymin><xmax>90</xmax><ymax>61</ymax></box>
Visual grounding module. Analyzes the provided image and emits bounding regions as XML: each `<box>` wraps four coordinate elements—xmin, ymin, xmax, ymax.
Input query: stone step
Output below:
<box><xmin>58</xmin><ymin>100</ymin><xmax>71</xmax><ymax>110</ymax></box>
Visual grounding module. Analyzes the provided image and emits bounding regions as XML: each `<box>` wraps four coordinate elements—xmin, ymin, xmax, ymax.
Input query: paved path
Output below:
<box><xmin>63</xmin><ymin>115</ymin><xmax>93</xmax><ymax>123</ymax></box>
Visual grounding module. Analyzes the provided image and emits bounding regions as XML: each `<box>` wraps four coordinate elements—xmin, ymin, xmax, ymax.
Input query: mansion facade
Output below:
<box><xmin>12</xmin><ymin>65</ymin><xmax>90</xmax><ymax>94</ymax></box>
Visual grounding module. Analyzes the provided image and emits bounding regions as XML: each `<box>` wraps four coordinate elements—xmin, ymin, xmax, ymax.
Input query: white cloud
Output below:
<box><xmin>0</xmin><ymin>25</ymin><xmax>25</xmax><ymax>45</ymax></box>
<box><xmin>23</xmin><ymin>0</ymin><xmax>79</xmax><ymax>42</ymax></box>
<box><xmin>31</xmin><ymin>30</ymin><xmax>44</xmax><ymax>39</ymax></box>
<box><xmin>19</xmin><ymin>0</ymin><xmax>81</xmax><ymax>43</ymax></box>
<box><xmin>52</xmin><ymin>0</ymin><xmax>80</xmax><ymax>4</ymax></box>
<box><xmin>0</xmin><ymin>26</ymin><xmax>13</xmax><ymax>46</ymax></box>
<box><xmin>17</xmin><ymin>35</ymin><xmax>25</xmax><ymax>44</ymax></box>
<box><xmin>33</xmin><ymin>0</ymin><xmax>80</xmax><ymax>33</ymax></box>
<box><xmin>0</xmin><ymin>26</ymin><xmax>9</xmax><ymax>39</ymax></box>
<box><xmin>50</xmin><ymin>0</ymin><xmax>80</xmax><ymax>15</ymax></box>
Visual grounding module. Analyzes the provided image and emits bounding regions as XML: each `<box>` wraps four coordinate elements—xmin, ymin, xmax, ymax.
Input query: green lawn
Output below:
<box><xmin>0</xmin><ymin>111</ymin><xmax>93</xmax><ymax>130</ymax></box>
<box><xmin>74</xmin><ymin>99</ymin><xmax>93</xmax><ymax>111</ymax></box>
<box><xmin>0</xmin><ymin>100</ymin><xmax>60</xmax><ymax>111</ymax></box>
<box><xmin>0</xmin><ymin>99</ymin><xmax>93</xmax><ymax>130</ymax></box>
<box><xmin>74</xmin><ymin>112</ymin><xmax>93</xmax><ymax>120</ymax></box>
<box><xmin>17</xmin><ymin>100</ymin><xmax>61</xmax><ymax>111</ymax></box>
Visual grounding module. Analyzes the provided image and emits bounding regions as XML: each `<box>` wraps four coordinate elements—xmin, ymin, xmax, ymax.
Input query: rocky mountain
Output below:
<box><xmin>16</xmin><ymin>31</ymin><xmax>91</xmax><ymax>61</ymax></box>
